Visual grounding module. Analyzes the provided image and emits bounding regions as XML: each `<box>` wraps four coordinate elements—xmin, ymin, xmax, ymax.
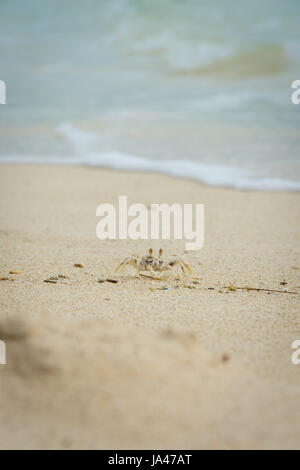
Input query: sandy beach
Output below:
<box><xmin>0</xmin><ymin>163</ymin><xmax>299</xmax><ymax>449</ymax></box>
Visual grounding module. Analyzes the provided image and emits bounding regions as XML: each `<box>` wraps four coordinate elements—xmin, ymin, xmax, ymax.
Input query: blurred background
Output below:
<box><xmin>0</xmin><ymin>0</ymin><xmax>299</xmax><ymax>188</ymax></box>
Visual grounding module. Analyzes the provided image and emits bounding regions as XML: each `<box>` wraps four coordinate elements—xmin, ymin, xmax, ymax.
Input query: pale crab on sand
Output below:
<box><xmin>115</xmin><ymin>248</ymin><xmax>192</xmax><ymax>279</ymax></box>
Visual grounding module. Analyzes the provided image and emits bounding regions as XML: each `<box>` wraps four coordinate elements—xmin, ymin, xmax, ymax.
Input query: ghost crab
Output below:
<box><xmin>115</xmin><ymin>248</ymin><xmax>192</xmax><ymax>279</ymax></box>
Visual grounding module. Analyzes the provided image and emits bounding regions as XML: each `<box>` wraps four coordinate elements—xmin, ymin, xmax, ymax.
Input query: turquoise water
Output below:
<box><xmin>0</xmin><ymin>0</ymin><xmax>300</xmax><ymax>189</ymax></box>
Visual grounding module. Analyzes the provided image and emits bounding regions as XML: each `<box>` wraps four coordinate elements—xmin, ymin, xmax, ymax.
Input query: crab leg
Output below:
<box><xmin>178</xmin><ymin>262</ymin><xmax>186</xmax><ymax>274</ymax></box>
<box><xmin>115</xmin><ymin>257</ymin><xmax>130</xmax><ymax>272</ymax></box>
<box><xmin>179</xmin><ymin>259</ymin><xmax>192</xmax><ymax>273</ymax></box>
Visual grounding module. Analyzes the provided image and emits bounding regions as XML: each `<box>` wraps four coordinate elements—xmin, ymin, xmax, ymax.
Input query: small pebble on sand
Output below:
<box><xmin>221</xmin><ymin>354</ymin><xmax>230</xmax><ymax>363</ymax></box>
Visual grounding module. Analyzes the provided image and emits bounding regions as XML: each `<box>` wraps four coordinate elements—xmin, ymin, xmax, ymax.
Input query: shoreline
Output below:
<box><xmin>0</xmin><ymin>163</ymin><xmax>300</xmax><ymax>449</ymax></box>
<box><xmin>1</xmin><ymin>155</ymin><xmax>300</xmax><ymax>192</ymax></box>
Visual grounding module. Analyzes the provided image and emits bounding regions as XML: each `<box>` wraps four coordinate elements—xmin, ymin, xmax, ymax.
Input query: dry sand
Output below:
<box><xmin>0</xmin><ymin>164</ymin><xmax>299</xmax><ymax>449</ymax></box>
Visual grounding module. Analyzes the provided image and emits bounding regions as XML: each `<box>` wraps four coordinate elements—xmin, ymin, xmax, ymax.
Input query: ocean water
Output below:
<box><xmin>0</xmin><ymin>0</ymin><xmax>300</xmax><ymax>190</ymax></box>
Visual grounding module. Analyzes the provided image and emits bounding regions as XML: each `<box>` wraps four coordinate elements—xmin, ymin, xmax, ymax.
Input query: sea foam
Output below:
<box><xmin>57</xmin><ymin>123</ymin><xmax>300</xmax><ymax>191</ymax></box>
<box><xmin>1</xmin><ymin>122</ymin><xmax>299</xmax><ymax>192</ymax></box>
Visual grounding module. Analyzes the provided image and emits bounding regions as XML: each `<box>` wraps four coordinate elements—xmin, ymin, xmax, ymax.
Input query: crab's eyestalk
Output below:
<box><xmin>149</xmin><ymin>248</ymin><xmax>153</xmax><ymax>256</ymax></box>
<box><xmin>159</xmin><ymin>248</ymin><xmax>163</xmax><ymax>257</ymax></box>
